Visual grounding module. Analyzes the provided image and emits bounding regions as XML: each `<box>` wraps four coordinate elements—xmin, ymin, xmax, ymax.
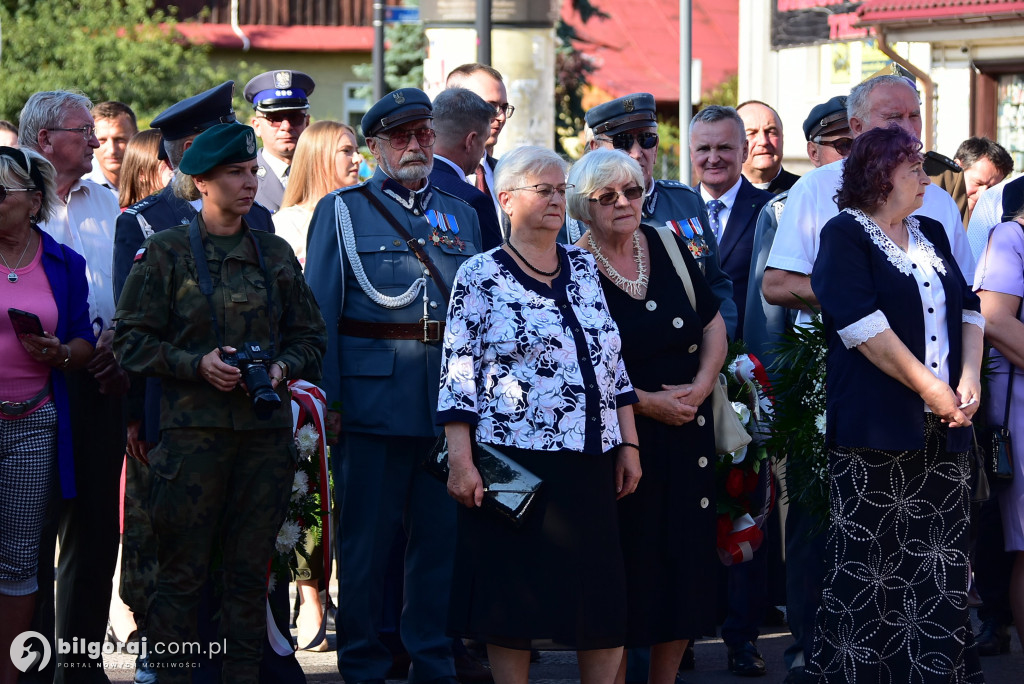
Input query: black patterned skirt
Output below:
<box><xmin>807</xmin><ymin>415</ymin><xmax>984</xmax><ymax>683</ymax></box>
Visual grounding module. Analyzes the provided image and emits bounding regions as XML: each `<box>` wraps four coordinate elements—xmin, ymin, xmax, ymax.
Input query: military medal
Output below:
<box><xmin>425</xmin><ymin>210</ymin><xmax>465</xmax><ymax>251</ymax></box>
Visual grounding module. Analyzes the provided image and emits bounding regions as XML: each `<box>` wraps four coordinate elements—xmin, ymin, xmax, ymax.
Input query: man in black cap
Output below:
<box><xmin>574</xmin><ymin>92</ymin><xmax>739</xmax><ymax>339</ymax></box>
<box><xmin>742</xmin><ymin>95</ymin><xmax>850</xmax><ymax>684</ymax></box>
<box><xmin>244</xmin><ymin>70</ymin><xmax>315</xmax><ymax>213</ymax></box>
<box><xmin>304</xmin><ymin>88</ymin><xmax>482</xmax><ymax>684</ymax></box>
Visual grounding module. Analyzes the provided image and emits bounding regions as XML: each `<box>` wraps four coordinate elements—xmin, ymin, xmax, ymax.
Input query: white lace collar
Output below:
<box><xmin>843</xmin><ymin>208</ymin><xmax>946</xmax><ymax>276</ymax></box>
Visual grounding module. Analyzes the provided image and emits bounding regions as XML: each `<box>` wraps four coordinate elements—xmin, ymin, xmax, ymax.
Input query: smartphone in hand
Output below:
<box><xmin>8</xmin><ymin>308</ymin><xmax>45</xmax><ymax>337</ymax></box>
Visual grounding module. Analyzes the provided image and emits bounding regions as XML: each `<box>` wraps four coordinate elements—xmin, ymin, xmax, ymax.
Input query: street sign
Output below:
<box><xmin>386</xmin><ymin>6</ymin><xmax>421</xmax><ymax>23</ymax></box>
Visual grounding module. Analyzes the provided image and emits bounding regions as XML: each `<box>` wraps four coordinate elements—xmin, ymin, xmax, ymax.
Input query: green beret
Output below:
<box><xmin>179</xmin><ymin>123</ymin><xmax>258</xmax><ymax>175</ymax></box>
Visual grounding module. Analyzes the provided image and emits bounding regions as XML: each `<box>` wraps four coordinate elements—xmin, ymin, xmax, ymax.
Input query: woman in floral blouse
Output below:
<box><xmin>437</xmin><ymin>145</ymin><xmax>641</xmax><ymax>684</ymax></box>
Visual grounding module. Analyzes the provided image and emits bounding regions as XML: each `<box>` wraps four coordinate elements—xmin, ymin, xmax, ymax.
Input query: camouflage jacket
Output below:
<box><xmin>113</xmin><ymin>215</ymin><xmax>326</xmax><ymax>432</ymax></box>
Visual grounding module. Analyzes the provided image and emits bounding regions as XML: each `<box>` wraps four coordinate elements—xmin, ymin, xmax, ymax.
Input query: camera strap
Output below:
<box><xmin>188</xmin><ymin>220</ymin><xmax>277</xmax><ymax>351</ymax></box>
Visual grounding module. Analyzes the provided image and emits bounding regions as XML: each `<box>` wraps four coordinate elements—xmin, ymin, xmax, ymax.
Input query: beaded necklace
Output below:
<box><xmin>587</xmin><ymin>230</ymin><xmax>648</xmax><ymax>298</ymax></box>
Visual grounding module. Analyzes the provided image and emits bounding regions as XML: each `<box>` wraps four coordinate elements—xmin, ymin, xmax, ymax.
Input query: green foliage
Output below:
<box><xmin>555</xmin><ymin>0</ymin><xmax>607</xmax><ymax>155</ymax></box>
<box><xmin>352</xmin><ymin>21</ymin><xmax>426</xmax><ymax>97</ymax></box>
<box><xmin>702</xmin><ymin>74</ymin><xmax>739</xmax><ymax>108</ymax></box>
<box><xmin>0</xmin><ymin>0</ymin><xmax>235</xmax><ymax>124</ymax></box>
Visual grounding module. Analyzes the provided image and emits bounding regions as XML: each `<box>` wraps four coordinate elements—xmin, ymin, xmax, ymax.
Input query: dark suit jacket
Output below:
<box><xmin>255</xmin><ymin>148</ymin><xmax>286</xmax><ymax>213</ymax></box>
<box><xmin>766</xmin><ymin>167</ymin><xmax>800</xmax><ymax>195</ymax></box>
<box><xmin>709</xmin><ymin>177</ymin><xmax>774</xmax><ymax>337</ymax></box>
<box><xmin>430</xmin><ymin>161</ymin><xmax>503</xmax><ymax>250</ymax></box>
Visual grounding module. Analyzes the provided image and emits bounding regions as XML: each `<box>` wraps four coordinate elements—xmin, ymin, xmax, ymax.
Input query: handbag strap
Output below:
<box><xmin>1001</xmin><ymin>300</ymin><xmax>1020</xmax><ymax>427</ymax></box>
<box><xmin>653</xmin><ymin>226</ymin><xmax>696</xmax><ymax>310</ymax></box>
<box><xmin>357</xmin><ymin>184</ymin><xmax>451</xmax><ymax>303</ymax></box>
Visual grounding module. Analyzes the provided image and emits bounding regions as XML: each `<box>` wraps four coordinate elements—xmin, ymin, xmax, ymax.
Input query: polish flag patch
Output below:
<box><xmin>133</xmin><ymin>248</ymin><xmax>146</xmax><ymax>262</ymax></box>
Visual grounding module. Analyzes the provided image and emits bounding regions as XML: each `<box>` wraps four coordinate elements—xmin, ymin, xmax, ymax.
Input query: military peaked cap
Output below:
<box><xmin>151</xmin><ymin>81</ymin><xmax>237</xmax><ymax>142</ymax></box>
<box><xmin>244</xmin><ymin>70</ymin><xmax>316</xmax><ymax>112</ymax></box>
<box><xmin>361</xmin><ymin>88</ymin><xmax>433</xmax><ymax>138</ymax></box>
<box><xmin>585</xmin><ymin>93</ymin><xmax>657</xmax><ymax>136</ymax></box>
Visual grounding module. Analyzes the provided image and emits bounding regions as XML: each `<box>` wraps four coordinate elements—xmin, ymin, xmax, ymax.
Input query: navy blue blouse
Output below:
<box><xmin>812</xmin><ymin>211</ymin><xmax>981</xmax><ymax>452</ymax></box>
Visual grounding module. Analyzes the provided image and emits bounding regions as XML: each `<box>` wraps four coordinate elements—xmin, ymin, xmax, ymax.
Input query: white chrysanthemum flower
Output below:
<box><xmin>291</xmin><ymin>470</ymin><xmax>310</xmax><ymax>502</ymax></box>
<box><xmin>296</xmin><ymin>424</ymin><xmax>320</xmax><ymax>459</ymax></box>
<box><xmin>815</xmin><ymin>412</ymin><xmax>827</xmax><ymax>435</ymax></box>
<box><xmin>732</xmin><ymin>401</ymin><xmax>750</xmax><ymax>426</ymax></box>
<box><xmin>275</xmin><ymin>520</ymin><xmax>302</xmax><ymax>554</ymax></box>
<box><xmin>731</xmin><ymin>445</ymin><xmax>747</xmax><ymax>464</ymax></box>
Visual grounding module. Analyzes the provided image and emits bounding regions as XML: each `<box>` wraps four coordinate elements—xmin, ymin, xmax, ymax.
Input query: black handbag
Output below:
<box><xmin>425</xmin><ymin>436</ymin><xmax>543</xmax><ymax>526</ymax></box>
<box><xmin>979</xmin><ymin>363</ymin><xmax>1016</xmax><ymax>486</ymax></box>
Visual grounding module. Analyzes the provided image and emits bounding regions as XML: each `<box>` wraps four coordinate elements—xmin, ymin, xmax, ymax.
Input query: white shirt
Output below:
<box><xmin>261</xmin><ymin>150</ymin><xmax>290</xmax><ymax>187</ymax></box>
<box><xmin>85</xmin><ymin>159</ymin><xmax>118</xmax><ymax>200</ymax></box>
<box><xmin>966</xmin><ymin>176</ymin><xmax>1009</xmax><ymax>262</ymax></box>
<box><xmin>273</xmin><ymin>205</ymin><xmax>313</xmax><ymax>267</ymax></box>
<box><xmin>38</xmin><ymin>178</ymin><xmax>120</xmax><ymax>336</ymax></box>
<box><xmin>767</xmin><ymin>158</ymin><xmax>975</xmax><ymax>325</ymax></box>
<box><xmin>699</xmin><ymin>177</ymin><xmax>743</xmax><ymax>240</ymax></box>
<box><xmin>469</xmin><ymin>157</ymin><xmax>501</xmax><ymax>225</ymax></box>
<box><xmin>434</xmin><ymin>154</ymin><xmax>469</xmax><ymax>182</ymax></box>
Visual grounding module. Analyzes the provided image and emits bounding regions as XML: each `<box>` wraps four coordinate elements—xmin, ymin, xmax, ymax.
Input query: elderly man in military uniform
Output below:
<box><xmin>570</xmin><ymin>93</ymin><xmax>739</xmax><ymax>338</ymax></box>
<box><xmin>304</xmin><ymin>89</ymin><xmax>482</xmax><ymax>684</ymax></box>
<box><xmin>244</xmin><ymin>69</ymin><xmax>315</xmax><ymax>213</ymax></box>
<box><xmin>111</xmin><ymin>80</ymin><xmax>276</xmax><ymax>684</ymax></box>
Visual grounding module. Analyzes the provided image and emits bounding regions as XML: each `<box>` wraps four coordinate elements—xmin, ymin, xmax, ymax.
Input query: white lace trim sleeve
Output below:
<box><xmin>962</xmin><ymin>310</ymin><xmax>986</xmax><ymax>332</ymax></box>
<box><xmin>838</xmin><ymin>309</ymin><xmax>891</xmax><ymax>349</ymax></box>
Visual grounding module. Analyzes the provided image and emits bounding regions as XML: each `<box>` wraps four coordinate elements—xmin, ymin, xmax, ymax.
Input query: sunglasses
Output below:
<box><xmin>257</xmin><ymin>111</ymin><xmax>308</xmax><ymax>127</ymax></box>
<box><xmin>598</xmin><ymin>131</ymin><xmax>660</xmax><ymax>151</ymax></box>
<box><xmin>588</xmin><ymin>186</ymin><xmax>645</xmax><ymax>206</ymax></box>
<box><xmin>813</xmin><ymin>136</ymin><xmax>853</xmax><ymax>156</ymax></box>
<box><xmin>0</xmin><ymin>187</ymin><xmax>36</xmax><ymax>203</ymax></box>
<box><xmin>377</xmin><ymin>128</ymin><xmax>436</xmax><ymax>150</ymax></box>
<box><xmin>511</xmin><ymin>183</ymin><xmax>574</xmax><ymax>199</ymax></box>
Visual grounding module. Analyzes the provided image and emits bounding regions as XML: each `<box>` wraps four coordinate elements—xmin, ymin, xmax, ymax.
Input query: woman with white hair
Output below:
<box><xmin>438</xmin><ymin>145</ymin><xmax>641</xmax><ymax>684</ymax></box>
<box><xmin>0</xmin><ymin>146</ymin><xmax>95</xmax><ymax>684</ymax></box>
<box><xmin>570</xmin><ymin>149</ymin><xmax>726</xmax><ymax>684</ymax></box>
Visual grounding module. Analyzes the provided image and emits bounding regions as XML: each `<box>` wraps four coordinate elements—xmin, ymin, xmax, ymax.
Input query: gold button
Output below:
<box><xmin>700</xmin><ymin>497</ymin><xmax>710</xmax><ymax>509</ymax></box>
<box><xmin>698</xmin><ymin>456</ymin><xmax>708</xmax><ymax>468</ymax></box>
<box><xmin>393</xmin><ymin>239</ymin><xmax>402</xmax><ymax>246</ymax></box>
<box><xmin>696</xmin><ymin>415</ymin><xmax>706</xmax><ymax>426</ymax></box>
<box><xmin>688</xmin><ymin>344</ymin><xmax>699</xmax><ymax>353</ymax></box>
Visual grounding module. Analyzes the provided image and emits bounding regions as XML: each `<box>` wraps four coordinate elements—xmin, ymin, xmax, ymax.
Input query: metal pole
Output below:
<box><xmin>476</xmin><ymin>0</ymin><xmax>491</xmax><ymax>64</ymax></box>
<box><xmin>679</xmin><ymin>0</ymin><xmax>692</xmax><ymax>184</ymax></box>
<box><xmin>373</xmin><ymin>0</ymin><xmax>386</xmax><ymax>100</ymax></box>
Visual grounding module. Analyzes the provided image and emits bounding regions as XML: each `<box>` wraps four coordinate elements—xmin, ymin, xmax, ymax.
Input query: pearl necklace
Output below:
<box><xmin>588</xmin><ymin>230</ymin><xmax>648</xmax><ymax>298</ymax></box>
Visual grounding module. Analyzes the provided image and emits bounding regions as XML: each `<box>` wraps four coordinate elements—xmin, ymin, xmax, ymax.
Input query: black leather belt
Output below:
<box><xmin>0</xmin><ymin>384</ymin><xmax>51</xmax><ymax>417</ymax></box>
<box><xmin>340</xmin><ymin>317</ymin><xmax>445</xmax><ymax>344</ymax></box>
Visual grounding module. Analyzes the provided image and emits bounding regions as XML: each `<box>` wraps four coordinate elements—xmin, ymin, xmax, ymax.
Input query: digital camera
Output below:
<box><xmin>222</xmin><ymin>342</ymin><xmax>282</xmax><ymax>420</ymax></box>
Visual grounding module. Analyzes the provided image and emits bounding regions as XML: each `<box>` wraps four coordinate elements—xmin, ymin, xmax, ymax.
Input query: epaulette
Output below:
<box><xmin>655</xmin><ymin>179</ymin><xmax>699</xmax><ymax>196</ymax></box>
<box><xmin>432</xmin><ymin>185</ymin><xmax>473</xmax><ymax>207</ymax></box>
<box><xmin>334</xmin><ymin>179</ymin><xmax>371</xmax><ymax>197</ymax></box>
<box><xmin>124</xmin><ymin>193</ymin><xmax>160</xmax><ymax>215</ymax></box>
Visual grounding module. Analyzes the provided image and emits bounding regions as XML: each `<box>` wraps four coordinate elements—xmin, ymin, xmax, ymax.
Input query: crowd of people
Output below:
<box><xmin>0</xmin><ymin>61</ymin><xmax>1022</xmax><ymax>684</ymax></box>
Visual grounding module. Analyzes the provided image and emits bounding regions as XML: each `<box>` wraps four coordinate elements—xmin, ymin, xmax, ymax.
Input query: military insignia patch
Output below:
<box><xmin>394</xmin><ymin>91</ymin><xmax>406</xmax><ymax>105</ymax></box>
<box><xmin>246</xmin><ymin>132</ymin><xmax>257</xmax><ymax>155</ymax></box>
<box><xmin>133</xmin><ymin>248</ymin><xmax>146</xmax><ymax>263</ymax></box>
<box><xmin>624</xmin><ymin>98</ymin><xmax>635</xmax><ymax>112</ymax></box>
<box><xmin>274</xmin><ymin>71</ymin><xmax>292</xmax><ymax>89</ymax></box>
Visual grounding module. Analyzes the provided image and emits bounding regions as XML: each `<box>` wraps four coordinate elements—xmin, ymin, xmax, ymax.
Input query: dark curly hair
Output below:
<box><xmin>836</xmin><ymin>125</ymin><xmax>923</xmax><ymax>213</ymax></box>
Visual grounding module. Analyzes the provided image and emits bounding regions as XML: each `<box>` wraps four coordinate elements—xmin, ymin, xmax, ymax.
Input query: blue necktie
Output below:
<box><xmin>707</xmin><ymin>199</ymin><xmax>724</xmax><ymax>240</ymax></box>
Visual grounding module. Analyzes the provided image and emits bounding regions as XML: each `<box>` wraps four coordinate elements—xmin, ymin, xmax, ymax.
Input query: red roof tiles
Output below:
<box><xmin>175</xmin><ymin>23</ymin><xmax>373</xmax><ymax>52</ymax></box>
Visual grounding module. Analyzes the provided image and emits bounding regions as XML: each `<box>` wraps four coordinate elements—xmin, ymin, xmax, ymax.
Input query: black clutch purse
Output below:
<box><xmin>979</xmin><ymin>425</ymin><xmax>1015</xmax><ymax>483</ymax></box>
<box><xmin>425</xmin><ymin>436</ymin><xmax>543</xmax><ymax>526</ymax></box>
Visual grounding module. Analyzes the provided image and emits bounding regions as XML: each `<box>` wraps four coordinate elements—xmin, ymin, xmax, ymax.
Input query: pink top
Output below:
<box><xmin>0</xmin><ymin>240</ymin><xmax>57</xmax><ymax>416</ymax></box>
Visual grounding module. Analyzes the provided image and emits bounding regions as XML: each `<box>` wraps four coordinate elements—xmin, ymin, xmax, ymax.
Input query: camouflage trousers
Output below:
<box><xmin>120</xmin><ymin>454</ymin><xmax>156</xmax><ymax>626</ymax></box>
<box><xmin>145</xmin><ymin>427</ymin><xmax>295</xmax><ymax>684</ymax></box>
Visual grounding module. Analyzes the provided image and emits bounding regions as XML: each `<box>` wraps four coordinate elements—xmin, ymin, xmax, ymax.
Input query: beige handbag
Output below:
<box><xmin>653</xmin><ymin>227</ymin><xmax>752</xmax><ymax>455</ymax></box>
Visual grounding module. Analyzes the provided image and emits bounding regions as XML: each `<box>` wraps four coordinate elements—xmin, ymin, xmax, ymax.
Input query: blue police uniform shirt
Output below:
<box><xmin>303</xmin><ymin>166</ymin><xmax>483</xmax><ymax>438</ymax></box>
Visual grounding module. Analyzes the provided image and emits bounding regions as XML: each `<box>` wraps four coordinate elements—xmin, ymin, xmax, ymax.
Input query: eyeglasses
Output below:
<box><xmin>588</xmin><ymin>186</ymin><xmax>645</xmax><ymax>206</ymax></box>
<box><xmin>49</xmin><ymin>125</ymin><xmax>96</xmax><ymax>140</ymax></box>
<box><xmin>511</xmin><ymin>183</ymin><xmax>574</xmax><ymax>199</ymax></box>
<box><xmin>597</xmin><ymin>131</ymin><xmax>659</xmax><ymax>151</ymax></box>
<box><xmin>256</xmin><ymin>111</ymin><xmax>308</xmax><ymax>127</ymax></box>
<box><xmin>0</xmin><ymin>187</ymin><xmax>36</xmax><ymax>203</ymax></box>
<box><xmin>813</xmin><ymin>136</ymin><xmax>853</xmax><ymax>156</ymax></box>
<box><xmin>492</xmin><ymin>103</ymin><xmax>515</xmax><ymax>119</ymax></box>
<box><xmin>377</xmin><ymin>128</ymin><xmax>436</xmax><ymax>150</ymax></box>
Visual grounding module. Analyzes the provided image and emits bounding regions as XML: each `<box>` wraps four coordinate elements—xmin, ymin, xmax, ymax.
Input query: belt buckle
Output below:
<box><xmin>420</xmin><ymin>318</ymin><xmax>441</xmax><ymax>344</ymax></box>
<box><xmin>0</xmin><ymin>400</ymin><xmax>28</xmax><ymax>416</ymax></box>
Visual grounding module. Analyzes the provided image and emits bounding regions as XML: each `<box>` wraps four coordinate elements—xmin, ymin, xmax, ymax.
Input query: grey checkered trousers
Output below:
<box><xmin>0</xmin><ymin>401</ymin><xmax>56</xmax><ymax>596</ymax></box>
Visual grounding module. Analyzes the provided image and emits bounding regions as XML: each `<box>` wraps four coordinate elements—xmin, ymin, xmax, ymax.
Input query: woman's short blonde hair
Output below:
<box><xmin>280</xmin><ymin>120</ymin><xmax>359</xmax><ymax>210</ymax></box>
<box><xmin>566</xmin><ymin>149</ymin><xmax>644</xmax><ymax>224</ymax></box>
<box><xmin>0</xmin><ymin>147</ymin><xmax>58</xmax><ymax>223</ymax></box>
<box><xmin>493</xmin><ymin>146</ymin><xmax>568</xmax><ymax>195</ymax></box>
